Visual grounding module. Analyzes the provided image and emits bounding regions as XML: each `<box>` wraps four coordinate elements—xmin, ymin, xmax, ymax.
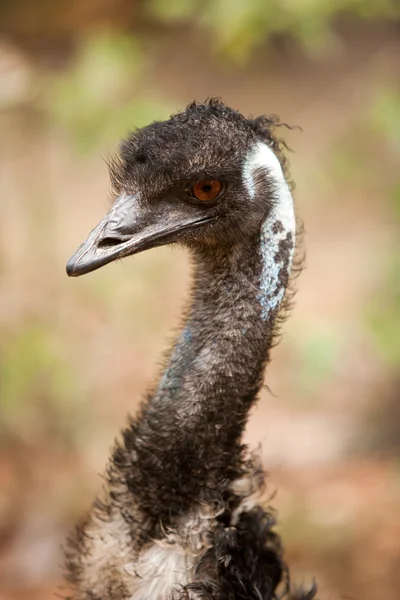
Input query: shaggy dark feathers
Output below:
<box><xmin>65</xmin><ymin>99</ymin><xmax>316</xmax><ymax>600</ymax></box>
<box><xmin>109</xmin><ymin>99</ymin><xmax>292</xmax><ymax>200</ymax></box>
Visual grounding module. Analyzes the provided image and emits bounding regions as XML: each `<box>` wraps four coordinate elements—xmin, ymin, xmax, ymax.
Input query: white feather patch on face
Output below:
<box><xmin>243</xmin><ymin>142</ymin><xmax>296</xmax><ymax>320</ymax></box>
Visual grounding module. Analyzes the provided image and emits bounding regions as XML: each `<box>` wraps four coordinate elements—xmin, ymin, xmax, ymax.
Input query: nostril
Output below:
<box><xmin>98</xmin><ymin>237</ymin><xmax>123</xmax><ymax>249</ymax></box>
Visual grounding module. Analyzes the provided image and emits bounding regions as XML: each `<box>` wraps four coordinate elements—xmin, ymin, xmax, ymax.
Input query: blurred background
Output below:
<box><xmin>0</xmin><ymin>1</ymin><xmax>399</xmax><ymax>599</ymax></box>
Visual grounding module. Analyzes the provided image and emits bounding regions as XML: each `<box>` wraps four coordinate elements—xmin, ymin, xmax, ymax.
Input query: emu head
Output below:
<box><xmin>66</xmin><ymin>100</ymin><xmax>293</xmax><ymax>277</ymax></box>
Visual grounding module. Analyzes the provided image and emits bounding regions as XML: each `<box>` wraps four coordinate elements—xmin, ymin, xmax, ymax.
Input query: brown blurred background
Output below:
<box><xmin>0</xmin><ymin>1</ymin><xmax>399</xmax><ymax>599</ymax></box>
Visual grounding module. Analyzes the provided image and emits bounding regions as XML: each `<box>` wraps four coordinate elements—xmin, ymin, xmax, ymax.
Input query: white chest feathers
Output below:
<box><xmin>78</xmin><ymin>475</ymin><xmax>260</xmax><ymax>600</ymax></box>
<box><xmin>126</xmin><ymin>506</ymin><xmax>217</xmax><ymax>600</ymax></box>
<box><xmin>126</xmin><ymin>542</ymin><xmax>195</xmax><ymax>600</ymax></box>
<box><xmin>79</xmin><ymin>500</ymin><xmax>217</xmax><ymax>600</ymax></box>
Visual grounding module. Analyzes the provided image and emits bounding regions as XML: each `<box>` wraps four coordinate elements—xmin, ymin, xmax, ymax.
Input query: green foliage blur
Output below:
<box><xmin>47</xmin><ymin>33</ymin><xmax>171</xmax><ymax>152</ymax></box>
<box><xmin>148</xmin><ymin>0</ymin><xmax>399</xmax><ymax>60</ymax></box>
<box><xmin>0</xmin><ymin>324</ymin><xmax>84</xmax><ymax>448</ymax></box>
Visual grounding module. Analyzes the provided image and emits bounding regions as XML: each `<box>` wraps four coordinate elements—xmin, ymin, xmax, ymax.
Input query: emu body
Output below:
<box><xmin>66</xmin><ymin>100</ymin><xmax>316</xmax><ymax>600</ymax></box>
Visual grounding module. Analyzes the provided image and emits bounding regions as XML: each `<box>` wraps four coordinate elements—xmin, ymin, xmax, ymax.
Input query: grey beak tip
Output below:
<box><xmin>66</xmin><ymin>257</ymin><xmax>79</xmax><ymax>277</ymax></box>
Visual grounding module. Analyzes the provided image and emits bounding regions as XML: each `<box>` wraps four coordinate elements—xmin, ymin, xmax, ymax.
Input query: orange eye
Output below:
<box><xmin>191</xmin><ymin>180</ymin><xmax>222</xmax><ymax>202</ymax></box>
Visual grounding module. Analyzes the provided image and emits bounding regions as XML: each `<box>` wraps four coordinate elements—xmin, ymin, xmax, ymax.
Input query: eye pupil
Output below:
<box><xmin>191</xmin><ymin>180</ymin><xmax>222</xmax><ymax>202</ymax></box>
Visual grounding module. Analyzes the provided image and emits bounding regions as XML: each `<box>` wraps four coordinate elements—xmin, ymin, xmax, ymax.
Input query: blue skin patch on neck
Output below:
<box><xmin>158</xmin><ymin>326</ymin><xmax>193</xmax><ymax>393</ymax></box>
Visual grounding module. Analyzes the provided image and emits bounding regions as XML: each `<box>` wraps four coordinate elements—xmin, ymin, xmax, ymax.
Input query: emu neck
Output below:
<box><xmin>158</xmin><ymin>243</ymin><xmax>274</xmax><ymax>414</ymax></box>
<box><xmin>130</xmin><ymin>238</ymin><xmax>280</xmax><ymax>532</ymax></box>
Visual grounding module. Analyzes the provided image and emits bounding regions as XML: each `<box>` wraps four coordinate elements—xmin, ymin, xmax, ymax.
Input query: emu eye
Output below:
<box><xmin>191</xmin><ymin>180</ymin><xmax>222</xmax><ymax>202</ymax></box>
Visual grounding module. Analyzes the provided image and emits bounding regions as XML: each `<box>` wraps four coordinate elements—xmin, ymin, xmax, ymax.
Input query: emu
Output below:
<box><xmin>66</xmin><ymin>100</ymin><xmax>317</xmax><ymax>600</ymax></box>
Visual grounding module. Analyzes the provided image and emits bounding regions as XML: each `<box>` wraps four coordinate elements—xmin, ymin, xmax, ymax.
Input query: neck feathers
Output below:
<box><xmin>104</xmin><ymin>142</ymin><xmax>297</xmax><ymax>539</ymax></box>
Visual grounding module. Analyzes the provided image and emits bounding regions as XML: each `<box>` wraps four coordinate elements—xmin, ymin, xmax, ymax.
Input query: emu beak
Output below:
<box><xmin>66</xmin><ymin>193</ymin><xmax>213</xmax><ymax>277</ymax></box>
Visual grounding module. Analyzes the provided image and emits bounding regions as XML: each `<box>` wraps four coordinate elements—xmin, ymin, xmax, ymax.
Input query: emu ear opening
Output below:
<box><xmin>66</xmin><ymin>193</ymin><xmax>215</xmax><ymax>277</ymax></box>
